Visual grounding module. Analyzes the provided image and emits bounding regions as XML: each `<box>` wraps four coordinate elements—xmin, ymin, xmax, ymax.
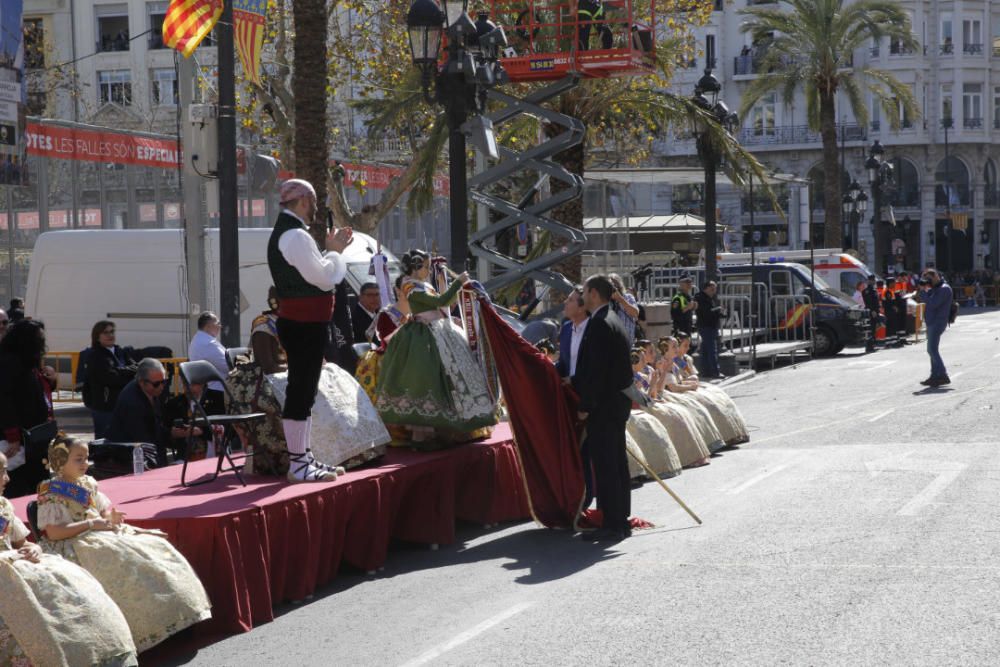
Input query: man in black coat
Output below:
<box><xmin>572</xmin><ymin>274</ymin><xmax>635</xmax><ymax>541</ymax></box>
<box><xmin>352</xmin><ymin>282</ymin><xmax>382</xmax><ymax>344</ymax></box>
<box><xmin>862</xmin><ymin>274</ymin><xmax>880</xmax><ymax>352</ymax></box>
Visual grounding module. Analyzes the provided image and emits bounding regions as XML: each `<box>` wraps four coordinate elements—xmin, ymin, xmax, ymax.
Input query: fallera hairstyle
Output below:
<box><xmin>675</xmin><ymin>331</ymin><xmax>691</xmax><ymax>344</ymax></box>
<box><xmin>583</xmin><ymin>274</ymin><xmax>614</xmax><ymax>302</ymax></box>
<box><xmin>46</xmin><ymin>433</ymin><xmax>86</xmax><ymax>474</ymax></box>
<box><xmin>401</xmin><ymin>249</ymin><xmax>430</xmax><ymax>276</ymax></box>
<box><xmin>630</xmin><ymin>349</ymin><xmax>643</xmax><ymax>366</ymax></box>
<box><xmin>0</xmin><ymin>319</ymin><xmax>46</xmax><ymax>368</ymax></box>
<box><xmin>197</xmin><ymin>311</ymin><xmax>219</xmax><ymax>330</ymax></box>
<box><xmin>91</xmin><ymin>320</ymin><xmax>115</xmax><ymax>348</ymax></box>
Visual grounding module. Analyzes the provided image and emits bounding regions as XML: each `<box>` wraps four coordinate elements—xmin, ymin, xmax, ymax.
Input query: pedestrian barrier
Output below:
<box><xmin>44</xmin><ymin>353</ymin><xmax>188</xmax><ymax>403</ymax></box>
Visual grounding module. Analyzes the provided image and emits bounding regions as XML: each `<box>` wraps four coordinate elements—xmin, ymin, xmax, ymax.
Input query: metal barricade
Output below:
<box><xmin>43</xmin><ymin>351</ymin><xmax>82</xmax><ymax>402</ymax></box>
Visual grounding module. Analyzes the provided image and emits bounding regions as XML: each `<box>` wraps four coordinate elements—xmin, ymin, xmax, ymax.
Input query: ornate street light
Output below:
<box><xmin>866</xmin><ymin>140</ymin><xmax>894</xmax><ymax>273</ymax></box>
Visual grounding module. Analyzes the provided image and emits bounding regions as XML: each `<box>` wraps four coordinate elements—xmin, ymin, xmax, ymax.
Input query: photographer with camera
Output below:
<box><xmin>695</xmin><ymin>281</ymin><xmax>726</xmax><ymax>380</ymax></box>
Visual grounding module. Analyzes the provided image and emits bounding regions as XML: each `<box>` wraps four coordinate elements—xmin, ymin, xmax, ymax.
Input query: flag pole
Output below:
<box><xmin>218</xmin><ymin>0</ymin><xmax>241</xmax><ymax>347</ymax></box>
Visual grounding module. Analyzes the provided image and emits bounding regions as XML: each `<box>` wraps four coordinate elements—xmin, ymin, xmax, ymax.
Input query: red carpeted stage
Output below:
<box><xmin>13</xmin><ymin>424</ymin><xmax>530</xmax><ymax>636</ymax></box>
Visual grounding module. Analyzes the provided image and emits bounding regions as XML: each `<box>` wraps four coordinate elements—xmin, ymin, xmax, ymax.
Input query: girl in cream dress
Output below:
<box><xmin>674</xmin><ymin>333</ymin><xmax>749</xmax><ymax>446</ymax></box>
<box><xmin>632</xmin><ymin>354</ymin><xmax>712</xmax><ymax>468</ymax></box>
<box><xmin>36</xmin><ymin>437</ymin><xmax>211</xmax><ymax>652</ymax></box>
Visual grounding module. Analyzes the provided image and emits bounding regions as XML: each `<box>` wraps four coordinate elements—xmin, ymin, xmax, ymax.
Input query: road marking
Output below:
<box><xmin>727</xmin><ymin>462</ymin><xmax>795</xmax><ymax>494</ymax></box>
<box><xmin>993</xmin><ymin>352</ymin><xmax>1000</xmax><ymax>359</ymax></box>
<box><xmin>867</xmin><ymin>409</ymin><xmax>895</xmax><ymax>423</ymax></box>
<box><xmin>951</xmin><ymin>371</ymin><xmax>965</xmax><ymax>380</ymax></box>
<box><xmin>400</xmin><ymin>602</ymin><xmax>533</xmax><ymax>667</ymax></box>
<box><xmin>865</xmin><ymin>452</ymin><xmax>967</xmax><ymax>517</ymax></box>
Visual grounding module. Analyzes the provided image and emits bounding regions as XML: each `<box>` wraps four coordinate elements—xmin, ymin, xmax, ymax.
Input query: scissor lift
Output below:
<box><xmin>468</xmin><ymin>0</ymin><xmax>658</xmax><ymax>295</ymax></box>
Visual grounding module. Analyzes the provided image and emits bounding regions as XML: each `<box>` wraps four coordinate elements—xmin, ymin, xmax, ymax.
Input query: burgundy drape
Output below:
<box><xmin>479</xmin><ymin>299</ymin><xmax>585</xmax><ymax>528</ymax></box>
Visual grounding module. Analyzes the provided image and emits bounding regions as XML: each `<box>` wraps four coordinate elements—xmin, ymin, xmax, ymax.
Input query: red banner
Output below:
<box><xmin>24</xmin><ymin>122</ymin><xmax>180</xmax><ymax>169</ymax></box>
<box><xmin>337</xmin><ymin>161</ymin><xmax>450</xmax><ymax>198</ymax></box>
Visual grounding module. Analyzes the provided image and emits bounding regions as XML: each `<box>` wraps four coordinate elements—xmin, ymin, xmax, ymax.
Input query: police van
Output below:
<box><xmin>649</xmin><ymin>262</ymin><xmax>869</xmax><ymax>356</ymax></box>
<box><xmin>718</xmin><ymin>249</ymin><xmax>875</xmax><ymax>295</ymax></box>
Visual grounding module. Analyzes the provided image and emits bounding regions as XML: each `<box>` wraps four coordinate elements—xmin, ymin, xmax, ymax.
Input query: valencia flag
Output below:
<box><xmin>163</xmin><ymin>0</ymin><xmax>224</xmax><ymax>58</ymax></box>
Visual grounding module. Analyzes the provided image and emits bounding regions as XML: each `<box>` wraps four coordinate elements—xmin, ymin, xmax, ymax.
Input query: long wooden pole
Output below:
<box><xmin>627</xmin><ymin>449</ymin><xmax>702</xmax><ymax>525</ymax></box>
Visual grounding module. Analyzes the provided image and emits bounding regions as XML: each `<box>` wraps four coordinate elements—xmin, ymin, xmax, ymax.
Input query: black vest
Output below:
<box><xmin>267</xmin><ymin>213</ymin><xmax>331</xmax><ymax>298</ymax></box>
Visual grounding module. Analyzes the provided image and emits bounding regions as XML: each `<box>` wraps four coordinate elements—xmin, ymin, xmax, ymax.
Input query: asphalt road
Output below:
<box><xmin>162</xmin><ymin>307</ymin><xmax>1000</xmax><ymax>667</ymax></box>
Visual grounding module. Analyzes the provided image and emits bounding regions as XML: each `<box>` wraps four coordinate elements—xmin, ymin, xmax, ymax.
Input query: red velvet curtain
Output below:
<box><xmin>479</xmin><ymin>300</ymin><xmax>584</xmax><ymax>528</ymax></box>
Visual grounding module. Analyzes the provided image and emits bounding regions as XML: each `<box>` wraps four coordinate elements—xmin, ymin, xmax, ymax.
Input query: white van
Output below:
<box><xmin>25</xmin><ymin>229</ymin><xmax>401</xmax><ymax>356</ymax></box>
<box><xmin>718</xmin><ymin>248</ymin><xmax>874</xmax><ymax>295</ymax></box>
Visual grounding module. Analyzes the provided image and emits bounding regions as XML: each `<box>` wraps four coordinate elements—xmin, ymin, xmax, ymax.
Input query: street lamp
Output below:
<box><xmin>406</xmin><ymin>0</ymin><xmax>506</xmax><ymax>270</ymax></box>
<box><xmin>841</xmin><ymin>178</ymin><xmax>865</xmax><ymax>249</ymax></box>
<box><xmin>691</xmin><ymin>67</ymin><xmax>738</xmax><ymax>281</ymax></box>
<box><xmin>865</xmin><ymin>140</ymin><xmax>894</xmax><ymax>273</ymax></box>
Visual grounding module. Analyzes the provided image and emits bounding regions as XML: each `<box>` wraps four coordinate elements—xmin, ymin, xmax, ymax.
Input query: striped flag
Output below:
<box><xmin>234</xmin><ymin>0</ymin><xmax>268</xmax><ymax>86</ymax></box>
<box><xmin>163</xmin><ymin>0</ymin><xmax>223</xmax><ymax>58</ymax></box>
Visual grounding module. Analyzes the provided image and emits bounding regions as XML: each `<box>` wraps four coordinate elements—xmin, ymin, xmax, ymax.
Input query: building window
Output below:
<box><xmin>963</xmin><ymin>18</ymin><xmax>983</xmax><ymax>54</ymax></box>
<box><xmin>98</xmin><ymin>70</ymin><xmax>132</xmax><ymax>105</ymax></box>
<box><xmin>26</xmin><ymin>91</ymin><xmax>46</xmax><ymax>115</ymax></box>
<box><xmin>151</xmin><ymin>67</ymin><xmax>177</xmax><ymax>106</ymax></box>
<box><xmin>941</xmin><ymin>13</ymin><xmax>953</xmax><ymax>54</ymax></box>
<box><xmin>941</xmin><ymin>84</ymin><xmax>953</xmax><ymax>124</ymax></box>
<box><xmin>870</xmin><ymin>97</ymin><xmax>881</xmax><ymax>131</ymax></box>
<box><xmin>23</xmin><ymin>18</ymin><xmax>44</xmax><ymax>69</ymax></box>
<box><xmin>963</xmin><ymin>83</ymin><xmax>982</xmax><ymax>127</ymax></box>
<box><xmin>750</xmin><ymin>93</ymin><xmax>776</xmax><ymax>136</ymax></box>
<box><xmin>994</xmin><ymin>87</ymin><xmax>1000</xmax><ymax>129</ymax></box>
<box><xmin>993</xmin><ymin>17</ymin><xmax>1000</xmax><ymax>56</ymax></box>
<box><xmin>148</xmin><ymin>2</ymin><xmax>167</xmax><ymax>49</ymax></box>
<box><xmin>96</xmin><ymin>6</ymin><xmax>130</xmax><ymax>52</ymax></box>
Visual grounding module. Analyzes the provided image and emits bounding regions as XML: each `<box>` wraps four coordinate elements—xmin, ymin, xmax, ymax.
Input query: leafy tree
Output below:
<box><xmin>738</xmin><ymin>0</ymin><xmax>919</xmax><ymax>248</ymax></box>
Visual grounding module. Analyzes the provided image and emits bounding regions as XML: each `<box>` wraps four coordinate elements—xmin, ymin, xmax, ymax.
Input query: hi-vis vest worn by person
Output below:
<box><xmin>267</xmin><ymin>212</ymin><xmax>335</xmax><ymax>322</ymax></box>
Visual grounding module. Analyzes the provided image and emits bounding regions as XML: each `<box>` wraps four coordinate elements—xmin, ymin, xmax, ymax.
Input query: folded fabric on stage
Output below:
<box><xmin>478</xmin><ymin>299</ymin><xmax>585</xmax><ymax>529</ymax></box>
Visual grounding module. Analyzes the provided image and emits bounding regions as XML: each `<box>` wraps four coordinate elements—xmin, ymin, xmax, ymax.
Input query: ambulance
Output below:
<box><xmin>718</xmin><ymin>249</ymin><xmax>874</xmax><ymax>295</ymax></box>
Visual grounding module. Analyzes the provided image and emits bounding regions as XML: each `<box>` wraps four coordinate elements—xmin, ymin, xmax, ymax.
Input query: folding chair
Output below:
<box><xmin>178</xmin><ymin>360</ymin><xmax>266</xmax><ymax>487</ymax></box>
<box><xmin>225</xmin><ymin>346</ymin><xmax>250</xmax><ymax>370</ymax></box>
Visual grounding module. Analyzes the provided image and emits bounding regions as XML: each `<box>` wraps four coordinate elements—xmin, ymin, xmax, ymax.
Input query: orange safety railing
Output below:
<box><xmin>44</xmin><ymin>353</ymin><xmax>189</xmax><ymax>403</ymax></box>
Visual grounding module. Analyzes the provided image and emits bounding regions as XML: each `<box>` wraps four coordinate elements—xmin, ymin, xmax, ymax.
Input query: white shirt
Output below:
<box><xmin>852</xmin><ymin>289</ymin><xmax>865</xmax><ymax>306</ymax></box>
<box><xmin>569</xmin><ymin>317</ymin><xmax>589</xmax><ymax>378</ymax></box>
<box><xmin>188</xmin><ymin>329</ymin><xmax>229</xmax><ymax>392</ymax></box>
<box><xmin>277</xmin><ymin>209</ymin><xmax>347</xmax><ymax>291</ymax></box>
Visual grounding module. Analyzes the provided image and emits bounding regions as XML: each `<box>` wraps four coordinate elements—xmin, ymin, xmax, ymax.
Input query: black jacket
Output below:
<box><xmin>695</xmin><ymin>291</ymin><xmax>723</xmax><ymax>330</ymax></box>
<box><xmin>83</xmin><ymin>345</ymin><xmax>135</xmax><ymax>412</ymax></box>
<box><xmin>351</xmin><ymin>302</ymin><xmax>377</xmax><ymax>344</ymax></box>
<box><xmin>572</xmin><ymin>304</ymin><xmax>633</xmax><ymax>424</ymax></box>
<box><xmin>670</xmin><ymin>290</ymin><xmax>694</xmax><ymax>334</ymax></box>
<box><xmin>862</xmin><ymin>285</ymin><xmax>880</xmax><ymax>313</ymax></box>
<box><xmin>106</xmin><ymin>380</ymin><xmax>170</xmax><ymax>457</ymax></box>
<box><xmin>0</xmin><ymin>353</ymin><xmax>53</xmax><ymax>497</ymax></box>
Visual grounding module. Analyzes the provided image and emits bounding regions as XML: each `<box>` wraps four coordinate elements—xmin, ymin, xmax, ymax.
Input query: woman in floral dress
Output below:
<box><xmin>36</xmin><ymin>437</ymin><xmax>212</xmax><ymax>652</ymax></box>
<box><xmin>376</xmin><ymin>250</ymin><xmax>498</xmax><ymax>447</ymax></box>
<box><xmin>0</xmin><ymin>452</ymin><xmax>137</xmax><ymax>666</ymax></box>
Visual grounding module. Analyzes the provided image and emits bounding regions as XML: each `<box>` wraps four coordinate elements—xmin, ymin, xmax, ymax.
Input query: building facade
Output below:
<box><xmin>655</xmin><ymin>0</ymin><xmax>1000</xmax><ymax>276</ymax></box>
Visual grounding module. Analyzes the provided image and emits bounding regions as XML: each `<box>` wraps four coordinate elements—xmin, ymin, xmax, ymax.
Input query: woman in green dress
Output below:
<box><xmin>375</xmin><ymin>250</ymin><xmax>498</xmax><ymax>446</ymax></box>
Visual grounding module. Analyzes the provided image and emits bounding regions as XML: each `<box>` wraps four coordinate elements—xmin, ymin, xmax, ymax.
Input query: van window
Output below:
<box><xmin>840</xmin><ymin>271</ymin><xmax>865</xmax><ymax>293</ymax></box>
<box><xmin>769</xmin><ymin>270</ymin><xmax>792</xmax><ymax>296</ymax></box>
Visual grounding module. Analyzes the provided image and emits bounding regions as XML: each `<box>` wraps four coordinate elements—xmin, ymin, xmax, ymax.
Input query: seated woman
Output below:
<box><xmin>0</xmin><ymin>452</ymin><xmax>137</xmax><ymax>667</ymax></box>
<box><xmin>631</xmin><ymin>349</ymin><xmax>711</xmax><ymax>468</ymax></box>
<box><xmin>674</xmin><ymin>332</ymin><xmax>749</xmax><ymax>446</ymax></box>
<box><xmin>625</xmin><ymin>350</ymin><xmax>682</xmax><ymax>479</ymax></box>
<box><xmin>651</xmin><ymin>339</ymin><xmax>726</xmax><ymax>454</ymax></box>
<box><xmin>376</xmin><ymin>250</ymin><xmax>498</xmax><ymax>447</ymax></box>
<box><xmin>228</xmin><ymin>288</ymin><xmax>390</xmax><ymax>476</ymax></box>
<box><xmin>36</xmin><ymin>436</ymin><xmax>212</xmax><ymax>652</ymax></box>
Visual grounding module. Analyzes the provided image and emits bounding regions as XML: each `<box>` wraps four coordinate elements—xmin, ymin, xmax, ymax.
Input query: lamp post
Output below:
<box><xmin>941</xmin><ymin>116</ymin><xmax>954</xmax><ymax>275</ymax></box>
<box><xmin>841</xmin><ymin>178</ymin><xmax>866</xmax><ymax>249</ymax></box>
<box><xmin>406</xmin><ymin>0</ymin><xmax>507</xmax><ymax>270</ymax></box>
<box><xmin>865</xmin><ymin>139</ymin><xmax>894</xmax><ymax>274</ymax></box>
<box><xmin>691</xmin><ymin>67</ymin><xmax>738</xmax><ymax>281</ymax></box>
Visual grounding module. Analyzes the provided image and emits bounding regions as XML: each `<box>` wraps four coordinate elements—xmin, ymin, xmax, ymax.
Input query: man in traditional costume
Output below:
<box><xmin>268</xmin><ymin>179</ymin><xmax>354</xmax><ymax>482</ymax></box>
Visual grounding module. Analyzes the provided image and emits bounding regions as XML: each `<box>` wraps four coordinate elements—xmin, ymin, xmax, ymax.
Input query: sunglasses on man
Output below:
<box><xmin>143</xmin><ymin>379</ymin><xmax>166</xmax><ymax>388</ymax></box>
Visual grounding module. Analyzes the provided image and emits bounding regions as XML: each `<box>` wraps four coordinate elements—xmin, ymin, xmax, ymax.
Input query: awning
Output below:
<box><xmin>583</xmin><ymin>213</ymin><xmax>732</xmax><ymax>233</ymax></box>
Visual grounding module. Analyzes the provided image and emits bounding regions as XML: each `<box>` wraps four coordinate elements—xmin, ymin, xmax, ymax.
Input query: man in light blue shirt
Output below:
<box><xmin>187</xmin><ymin>311</ymin><xmax>229</xmax><ymax>414</ymax></box>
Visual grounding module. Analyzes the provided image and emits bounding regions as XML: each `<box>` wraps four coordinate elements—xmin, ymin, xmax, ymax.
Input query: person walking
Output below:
<box><xmin>573</xmin><ymin>275</ymin><xmax>634</xmax><ymax>542</ymax></box>
<box><xmin>862</xmin><ymin>274</ymin><xmax>880</xmax><ymax>353</ymax></box>
<box><xmin>694</xmin><ymin>281</ymin><xmax>725</xmax><ymax>379</ymax></box>
<box><xmin>268</xmin><ymin>178</ymin><xmax>354</xmax><ymax>482</ymax></box>
<box><xmin>919</xmin><ymin>268</ymin><xmax>953</xmax><ymax>387</ymax></box>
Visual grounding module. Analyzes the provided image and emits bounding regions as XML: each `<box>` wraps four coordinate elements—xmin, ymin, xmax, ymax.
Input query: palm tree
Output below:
<box><xmin>739</xmin><ymin>0</ymin><xmax>919</xmax><ymax>248</ymax></box>
<box><xmin>292</xmin><ymin>0</ymin><xmax>329</xmax><ymax>244</ymax></box>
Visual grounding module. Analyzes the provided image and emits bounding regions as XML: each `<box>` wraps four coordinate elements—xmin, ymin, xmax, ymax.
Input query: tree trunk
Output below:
<box><xmin>819</xmin><ymin>92</ymin><xmax>842</xmax><ymax>249</ymax></box>
<box><xmin>547</xmin><ymin>134</ymin><xmax>585</xmax><ymax>287</ymax></box>
<box><xmin>292</xmin><ymin>0</ymin><xmax>328</xmax><ymax>245</ymax></box>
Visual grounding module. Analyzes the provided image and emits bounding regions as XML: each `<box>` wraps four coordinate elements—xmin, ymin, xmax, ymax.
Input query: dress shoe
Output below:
<box><xmin>929</xmin><ymin>375</ymin><xmax>951</xmax><ymax>387</ymax></box>
<box><xmin>583</xmin><ymin>528</ymin><xmax>629</xmax><ymax>542</ymax></box>
<box><xmin>919</xmin><ymin>377</ymin><xmax>934</xmax><ymax>386</ymax></box>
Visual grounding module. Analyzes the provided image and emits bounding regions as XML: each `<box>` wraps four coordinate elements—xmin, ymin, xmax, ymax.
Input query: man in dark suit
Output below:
<box><xmin>572</xmin><ymin>275</ymin><xmax>635</xmax><ymax>541</ymax></box>
<box><xmin>352</xmin><ymin>282</ymin><xmax>382</xmax><ymax>344</ymax></box>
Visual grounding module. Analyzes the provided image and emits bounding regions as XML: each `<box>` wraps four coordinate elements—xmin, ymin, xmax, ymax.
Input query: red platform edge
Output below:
<box><xmin>11</xmin><ymin>424</ymin><xmax>530</xmax><ymax>636</ymax></box>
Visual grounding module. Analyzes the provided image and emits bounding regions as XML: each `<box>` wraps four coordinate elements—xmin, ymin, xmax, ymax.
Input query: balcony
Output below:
<box><xmin>940</xmin><ymin>42</ymin><xmax>954</xmax><ymax>55</ymax></box>
<box><xmin>963</xmin><ymin>117</ymin><xmax>983</xmax><ymax>129</ymax></box>
<box><xmin>889</xmin><ymin>42</ymin><xmax>915</xmax><ymax>56</ymax></box>
<box><xmin>994</xmin><ymin>117</ymin><xmax>1000</xmax><ymax>129</ymax></box>
<box><xmin>737</xmin><ymin>123</ymin><xmax>866</xmax><ymax>146</ymax></box>
<box><xmin>148</xmin><ymin>34</ymin><xmax>165</xmax><ymax>50</ymax></box>
<box><xmin>986</xmin><ymin>190</ymin><xmax>1000</xmax><ymax>207</ymax></box>
<box><xmin>869</xmin><ymin>46</ymin><xmax>880</xmax><ymax>57</ymax></box>
<box><xmin>964</xmin><ymin>43</ymin><xmax>984</xmax><ymax>55</ymax></box>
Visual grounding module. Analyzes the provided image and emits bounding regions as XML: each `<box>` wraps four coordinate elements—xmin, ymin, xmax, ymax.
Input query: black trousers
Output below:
<box><xmin>584</xmin><ymin>416</ymin><xmax>630</xmax><ymax>532</ymax></box>
<box><xmin>276</xmin><ymin>318</ymin><xmax>329</xmax><ymax>421</ymax></box>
